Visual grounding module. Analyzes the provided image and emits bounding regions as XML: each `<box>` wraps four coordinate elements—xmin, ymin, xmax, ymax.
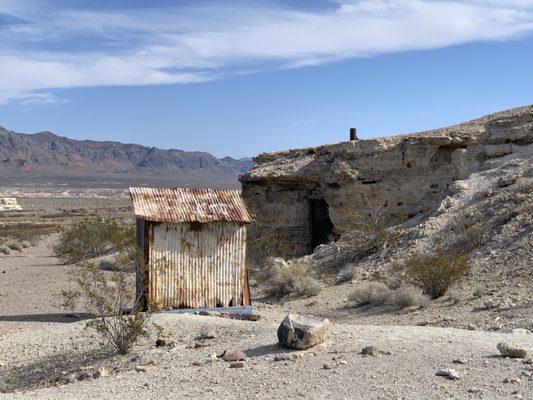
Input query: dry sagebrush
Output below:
<box><xmin>260</xmin><ymin>259</ymin><xmax>322</xmax><ymax>298</ymax></box>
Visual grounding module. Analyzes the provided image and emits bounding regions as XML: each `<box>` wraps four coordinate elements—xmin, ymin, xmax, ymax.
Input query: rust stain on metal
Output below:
<box><xmin>146</xmin><ymin>221</ymin><xmax>249</xmax><ymax>309</ymax></box>
<box><xmin>129</xmin><ymin>187</ymin><xmax>253</xmax><ymax>223</ymax></box>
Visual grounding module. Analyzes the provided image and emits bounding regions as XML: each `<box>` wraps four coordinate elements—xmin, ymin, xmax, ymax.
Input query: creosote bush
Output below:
<box><xmin>59</xmin><ymin>260</ymin><xmax>154</xmax><ymax>355</ymax></box>
<box><xmin>53</xmin><ymin>217</ymin><xmax>135</xmax><ymax>264</ymax></box>
<box><xmin>404</xmin><ymin>251</ymin><xmax>470</xmax><ymax>299</ymax></box>
<box><xmin>262</xmin><ymin>259</ymin><xmax>321</xmax><ymax>298</ymax></box>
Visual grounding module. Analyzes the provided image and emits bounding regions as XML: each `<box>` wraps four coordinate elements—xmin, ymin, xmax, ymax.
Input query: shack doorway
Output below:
<box><xmin>309</xmin><ymin>198</ymin><xmax>334</xmax><ymax>252</ymax></box>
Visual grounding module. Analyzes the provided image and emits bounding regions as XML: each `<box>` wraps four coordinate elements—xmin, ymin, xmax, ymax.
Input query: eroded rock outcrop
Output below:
<box><xmin>240</xmin><ymin>105</ymin><xmax>533</xmax><ymax>258</ymax></box>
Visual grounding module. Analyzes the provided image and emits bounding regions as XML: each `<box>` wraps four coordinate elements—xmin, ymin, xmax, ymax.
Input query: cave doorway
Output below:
<box><xmin>309</xmin><ymin>198</ymin><xmax>334</xmax><ymax>252</ymax></box>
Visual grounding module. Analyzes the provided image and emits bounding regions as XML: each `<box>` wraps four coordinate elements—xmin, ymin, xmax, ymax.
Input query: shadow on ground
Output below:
<box><xmin>0</xmin><ymin>313</ymin><xmax>93</xmax><ymax>324</ymax></box>
<box><xmin>0</xmin><ymin>348</ymin><xmax>115</xmax><ymax>393</ymax></box>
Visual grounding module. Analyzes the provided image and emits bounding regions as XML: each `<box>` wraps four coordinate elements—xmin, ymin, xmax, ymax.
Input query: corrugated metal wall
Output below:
<box><xmin>147</xmin><ymin>221</ymin><xmax>249</xmax><ymax>309</ymax></box>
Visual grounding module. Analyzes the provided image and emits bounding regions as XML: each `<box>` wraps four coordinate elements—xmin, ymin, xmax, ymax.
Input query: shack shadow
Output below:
<box><xmin>0</xmin><ymin>313</ymin><xmax>92</xmax><ymax>323</ymax></box>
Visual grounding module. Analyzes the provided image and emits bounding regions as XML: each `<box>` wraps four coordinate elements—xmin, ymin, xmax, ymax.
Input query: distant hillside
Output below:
<box><xmin>0</xmin><ymin>126</ymin><xmax>253</xmax><ymax>188</ymax></box>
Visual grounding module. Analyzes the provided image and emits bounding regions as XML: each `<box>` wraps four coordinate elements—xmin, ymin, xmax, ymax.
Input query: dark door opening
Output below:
<box><xmin>309</xmin><ymin>199</ymin><xmax>334</xmax><ymax>252</ymax></box>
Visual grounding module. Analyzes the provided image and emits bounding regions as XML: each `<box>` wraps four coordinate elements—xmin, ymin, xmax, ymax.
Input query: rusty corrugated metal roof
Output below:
<box><xmin>129</xmin><ymin>187</ymin><xmax>253</xmax><ymax>223</ymax></box>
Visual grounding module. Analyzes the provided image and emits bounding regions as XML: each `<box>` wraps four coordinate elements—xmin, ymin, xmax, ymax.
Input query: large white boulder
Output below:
<box><xmin>277</xmin><ymin>314</ymin><xmax>330</xmax><ymax>350</ymax></box>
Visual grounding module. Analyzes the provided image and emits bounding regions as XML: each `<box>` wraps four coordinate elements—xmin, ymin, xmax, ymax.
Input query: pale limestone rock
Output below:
<box><xmin>277</xmin><ymin>314</ymin><xmax>330</xmax><ymax>350</ymax></box>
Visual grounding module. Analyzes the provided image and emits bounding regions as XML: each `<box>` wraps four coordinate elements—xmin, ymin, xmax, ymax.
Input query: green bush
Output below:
<box><xmin>404</xmin><ymin>251</ymin><xmax>470</xmax><ymax>299</ymax></box>
<box><xmin>53</xmin><ymin>218</ymin><xmax>134</xmax><ymax>264</ymax></box>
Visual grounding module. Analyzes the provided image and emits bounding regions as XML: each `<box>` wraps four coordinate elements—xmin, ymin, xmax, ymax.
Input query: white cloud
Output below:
<box><xmin>0</xmin><ymin>0</ymin><xmax>532</xmax><ymax>104</ymax></box>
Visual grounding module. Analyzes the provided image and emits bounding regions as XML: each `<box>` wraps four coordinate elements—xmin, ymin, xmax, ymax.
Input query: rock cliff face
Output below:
<box><xmin>240</xmin><ymin>105</ymin><xmax>533</xmax><ymax>257</ymax></box>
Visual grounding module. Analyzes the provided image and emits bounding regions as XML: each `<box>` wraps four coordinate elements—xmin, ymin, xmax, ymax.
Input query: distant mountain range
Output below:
<box><xmin>0</xmin><ymin>125</ymin><xmax>253</xmax><ymax>188</ymax></box>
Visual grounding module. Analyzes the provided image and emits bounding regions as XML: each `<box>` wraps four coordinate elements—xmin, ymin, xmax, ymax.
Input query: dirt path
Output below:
<box><xmin>0</xmin><ymin>237</ymin><xmax>79</xmax><ymax>336</ymax></box>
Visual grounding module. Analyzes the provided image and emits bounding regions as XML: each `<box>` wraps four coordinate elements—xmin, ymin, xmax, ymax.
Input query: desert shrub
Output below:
<box><xmin>349</xmin><ymin>281</ymin><xmax>390</xmax><ymax>306</ymax></box>
<box><xmin>21</xmin><ymin>240</ymin><xmax>31</xmax><ymax>248</ymax></box>
<box><xmin>349</xmin><ymin>281</ymin><xmax>426</xmax><ymax>308</ymax></box>
<box><xmin>53</xmin><ymin>217</ymin><xmax>134</xmax><ymax>264</ymax></box>
<box><xmin>6</xmin><ymin>241</ymin><xmax>23</xmax><ymax>251</ymax></box>
<box><xmin>59</xmin><ymin>261</ymin><xmax>153</xmax><ymax>355</ymax></box>
<box><xmin>247</xmin><ymin>221</ymin><xmax>300</xmax><ymax>275</ymax></box>
<box><xmin>0</xmin><ymin>245</ymin><xmax>11</xmax><ymax>255</ymax></box>
<box><xmin>385</xmin><ymin>275</ymin><xmax>401</xmax><ymax>290</ymax></box>
<box><xmin>392</xmin><ymin>285</ymin><xmax>427</xmax><ymax>308</ymax></box>
<box><xmin>404</xmin><ymin>251</ymin><xmax>470</xmax><ymax>299</ymax></box>
<box><xmin>263</xmin><ymin>260</ymin><xmax>321</xmax><ymax>298</ymax></box>
<box><xmin>0</xmin><ymin>223</ymin><xmax>57</xmax><ymax>244</ymax></box>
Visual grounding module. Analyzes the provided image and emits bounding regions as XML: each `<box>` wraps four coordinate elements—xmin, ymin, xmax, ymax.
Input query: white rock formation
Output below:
<box><xmin>0</xmin><ymin>198</ymin><xmax>22</xmax><ymax>212</ymax></box>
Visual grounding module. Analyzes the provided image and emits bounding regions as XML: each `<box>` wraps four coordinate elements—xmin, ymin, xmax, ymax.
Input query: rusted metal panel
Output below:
<box><xmin>146</xmin><ymin>221</ymin><xmax>250</xmax><ymax>309</ymax></box>
<box><xmin>129</xmin><ymin>187</ymin><xmax>253</xmax><ymax>223</ymax></box>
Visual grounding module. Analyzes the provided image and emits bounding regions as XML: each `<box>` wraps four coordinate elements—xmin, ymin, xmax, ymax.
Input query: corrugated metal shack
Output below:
<box><xmin>129</xmin><ymin>187</ymin><xmax>254</xmax><ymax>310</ymax></box>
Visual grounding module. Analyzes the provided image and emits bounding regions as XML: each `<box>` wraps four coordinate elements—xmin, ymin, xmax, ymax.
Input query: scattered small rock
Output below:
<box><xmin>361</xmin><ymin>346</ymin><xmax>378</xmax><ymax>356</ymax></box>
<box><xmin>135</xmin><ymin>364</ymin><xmax>157</xmax><ymax>374</ymax></box>
<box><xmin>155</xmin><ymin>339</ymin><xmax>167</xmax><ymax>347</ymax></box>
<box><xmin>196</xmin><ymin>329</ymin><xmax>216</xmax><ymax>340</ymax></box>
<box><xmin>497</xmin><ymin>342</ymin><xmax>528</xmax><ymax>359</ymax></box>
<box><xmin>436</xmin><ymin>368</ymin><xmax>460</xmax><ymax>380</ymax></box>
<box><xmin>503</xmin><ymin>377</ymin><xmax>521</xmax><ymax>384</ymax></box>
<box><xmin>323</xmin><ymin>363</ymin><xmax>332</xmax><ymax>370</ymax></box>
<box><xmin>452</xmin><ymin>358</ymin><xmax>467</xmax><ymax>364</ymax></box>
<box><xmin>274</xmin><ymin>354</ymin><xmax>292</xmax><ymax>362</ymax></box>
<box><xmin>222</xmin><ymin>351</ymin><xmax>247</xmax><ymax>362</ymax></box>
<box><xmin>93</xmin><ymin>367</ymin><xmax>109</xmax><ymax>379</ymax></box>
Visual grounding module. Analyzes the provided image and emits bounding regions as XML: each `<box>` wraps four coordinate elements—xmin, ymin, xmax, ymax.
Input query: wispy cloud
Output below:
<box><xmin>1</xmin><ymin>0</ymin><xmax>532</xmax><ymax>105</ymax></box>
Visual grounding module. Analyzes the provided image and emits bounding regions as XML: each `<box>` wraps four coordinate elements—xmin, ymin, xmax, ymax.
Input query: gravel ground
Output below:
<box><xmin>0</xmin><ymin>311</ymin><xmax>532</xmax><ymax>399</ymax></box>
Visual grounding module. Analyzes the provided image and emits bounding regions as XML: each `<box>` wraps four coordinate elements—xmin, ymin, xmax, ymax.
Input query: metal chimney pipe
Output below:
<box><xmin>350</xmin><ymin>128</ymin><xmax>357</xmax><ymax>141</ymax></box>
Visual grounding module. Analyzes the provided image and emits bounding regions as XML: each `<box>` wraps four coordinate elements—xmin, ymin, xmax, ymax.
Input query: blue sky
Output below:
<box><xmin>0</xmin><ymin>0</ymin><xmax>532</xmax><ymax>158</ymax></box>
